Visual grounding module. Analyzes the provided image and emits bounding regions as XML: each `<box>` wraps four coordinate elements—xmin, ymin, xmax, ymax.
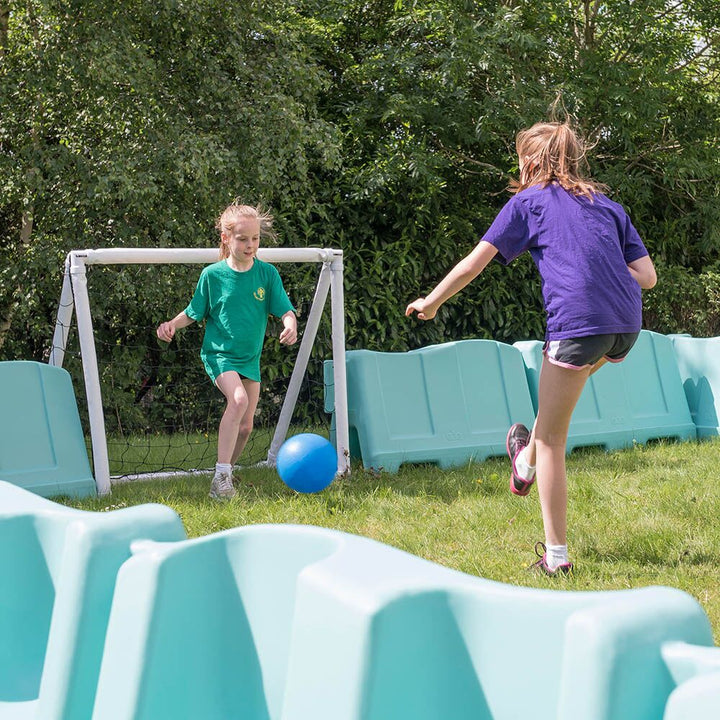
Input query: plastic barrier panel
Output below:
<box><xmin>661</xmin><ymin>642</ymin><xmax>720</xmax><ymax>720</ymax></box>
<box><xmin>324</xmin><ymin>340</ymin><xmax>535</xmax><ymax>472</ymax></box>
<box><xmin>669</xmin><ymin>335</ymin><xmax>720</xmax><ymax>437</ymax></box>
<box><xmin>514</xmin><ymin>331</ymin><xmax>696</xmax><ymax>451</ymax></box>
<box><xmin>92</xmin><ymin>524</ymin><xmax>715</xmax><ymax>720</ymax></box>
<box><xmin>0</xmin><ymin>481</ymin><xmax>186</xmax><ymax>720</ymax></box>
<box><xmin>0</xmin><ymin>361</ymin><xmax>96</xmax><ymax>498</ymax></box>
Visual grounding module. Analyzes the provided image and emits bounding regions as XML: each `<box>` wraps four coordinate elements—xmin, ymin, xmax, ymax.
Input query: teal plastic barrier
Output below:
<box><xmin>514</xmin><ymin>331</ymin><xmax>696</xmax><ymax>451</ymax></box>
<box><xmin>662</xmin><ymin>642</ymin><xmax>720</xmax><ymax>720</ymax></box>
<box><xmin>663</xmin><ymin>673</ymin><xmax>720</xmax><ymax>720</ymax></box>
<box><xmin>91</xmin><ymin>524</ymin><xmax>716</xmax><ymax>720</ymax></box>
<box><xmin>0</xmin><ymin>361</ymin><xmax>96</xmax><ymax>498</ymax></box>
<box><xmin>323</xmin><ymin>340</ymin><xmax>535</xmax><ymax>472</ymax></box>
<box><xmin>0</xmin><ymin>481</ymin><xmax>186</xmax><ymax>720</ymax></box>
<box><xmin>669</xmin><ymin>335</ymin><xmax>720</xmax><ymax>437</ymax></box>
<box><xmin>1</xmin><ymin>484</ymin><xmax>718</xmax><ymax>720</ymax></box>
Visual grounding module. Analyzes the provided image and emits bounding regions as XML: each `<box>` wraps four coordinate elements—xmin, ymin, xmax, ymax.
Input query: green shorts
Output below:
<box><xmin>201</xmin><ymin>353</ymin><xmax>260</xmax><ymax>384</ymax></box>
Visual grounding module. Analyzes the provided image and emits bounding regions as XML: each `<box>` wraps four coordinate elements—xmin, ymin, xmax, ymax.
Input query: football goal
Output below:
<box><xmin>49</xmin><ymin>247</ymin><xmax>349</xmax><ymax>496</ymax></box>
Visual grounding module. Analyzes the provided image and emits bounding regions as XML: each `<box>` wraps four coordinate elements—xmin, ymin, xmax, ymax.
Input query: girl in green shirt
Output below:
<box><xmin>157</xmin><ymin>203</ymin><xmax>297</xmax><ymax>500</ymax></box>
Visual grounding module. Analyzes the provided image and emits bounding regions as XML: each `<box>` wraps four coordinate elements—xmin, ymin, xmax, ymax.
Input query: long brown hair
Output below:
<box><xmin>510</xmin><ymin>122</ymin><xmax>607</xmax><ymax>198</ymax></box>
<box><xmin>215</xmin><ymin>200</ymin><xmax>276</xmax><ymax>259</ymax></box>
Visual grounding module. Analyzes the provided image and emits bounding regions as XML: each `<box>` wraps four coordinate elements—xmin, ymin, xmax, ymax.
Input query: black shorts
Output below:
<box><xmin>543</xmin><ymin>332</ymin><xmax>640</xmax><ymax>370</ymax></box>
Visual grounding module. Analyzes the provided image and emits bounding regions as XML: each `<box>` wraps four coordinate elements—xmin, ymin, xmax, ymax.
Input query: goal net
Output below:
<box><xmin>49</xmin><ymin>248</ymin><xmax>349</xmax><ymax>496</ymax></box>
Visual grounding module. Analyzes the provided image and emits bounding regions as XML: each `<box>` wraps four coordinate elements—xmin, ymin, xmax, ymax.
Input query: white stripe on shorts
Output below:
<box><xmin>547</xmin><ymin>340</ymin><xmax>561</xmax><ymax>360</ymax></box>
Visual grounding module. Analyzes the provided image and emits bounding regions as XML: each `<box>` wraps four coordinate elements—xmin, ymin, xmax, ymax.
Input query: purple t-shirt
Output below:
<box><xmin>483</xmin><ymin>183</ymin><xmax>649</xmax><ymax>341</ymax></box>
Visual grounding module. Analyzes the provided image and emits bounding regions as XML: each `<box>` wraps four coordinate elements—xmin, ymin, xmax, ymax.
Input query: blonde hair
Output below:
<box><xmin>510</xmin><ymin>122</ymin><xmax>607</xmax><ymax>198</ymax></box>
<box><xmin>215</xmin><ymin>200</ymin><xmax>276</xmax><ymax>259</ymax></box>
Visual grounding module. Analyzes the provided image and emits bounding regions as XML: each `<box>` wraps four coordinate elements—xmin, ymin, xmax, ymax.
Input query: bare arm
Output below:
<box><xmin>156</xmin><ymin>312</ymin><xmax>195</xmax><ymax>343</ymax></box>
<box><xmin>279</xmin><ymin>310</ymin><xmax>297</xmax><ymax>345</ymax></box>
<box><xmin>627</xmin><ymin>255</ymin><xmax>657</xmax><ymax>289</ymax></box>
<box><xmin>405</xmin><ymin>241</ymin><xmax>499</xmax><ymax>321</ymax></box>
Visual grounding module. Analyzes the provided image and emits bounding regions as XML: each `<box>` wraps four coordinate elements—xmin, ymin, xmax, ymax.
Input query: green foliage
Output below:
<box><xmin>308</xmin><ymin>0</ymin><xmax>720</xmax><ymax>350</ymax></box>
<box><xmin>0</xmin><ymin>0</ymin><xmax>341</xmax><ymax>358</ymax></box>
<box><xmin>643</xmin><ymin>262</ymin><xmax>720</xmax><ymax>337</ymax></box>
<box><xmin>1</xmin><ymin>0</ymin><xmax>719</xmax><ymax>379</ymax></box>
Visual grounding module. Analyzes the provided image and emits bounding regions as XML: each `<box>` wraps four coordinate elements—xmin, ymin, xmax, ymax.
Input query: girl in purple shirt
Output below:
<box><xmin>406</xmin><ymin>122</ymin><xmax>656</xmax><ymax>574</ymax></box>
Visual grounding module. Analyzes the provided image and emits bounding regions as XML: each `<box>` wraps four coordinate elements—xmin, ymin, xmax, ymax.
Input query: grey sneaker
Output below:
<box><xmin>209</xmin><ymin>471</ymin><xmax>236</xmax><ymax>501</ymax></box>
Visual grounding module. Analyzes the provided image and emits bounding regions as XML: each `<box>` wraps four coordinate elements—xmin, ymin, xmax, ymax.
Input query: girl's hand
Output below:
<box><xmin>405</xmin><ymin>298</ymin><xmax>437</xmax><ymax>321</ymax></box>
<box><xmin>279</xmin><ymin>325</ymin><xmax>297</xmax><ymax>345</ymax></box>
<box><xmin>279</xmin><ymin>312</ymin><xmax>298</xmax><ymax>345</ymax></box>
<box><xmin>156</xmin><ymin>321</ymin><xmax>175</xmax><ymax>343</ymax></box>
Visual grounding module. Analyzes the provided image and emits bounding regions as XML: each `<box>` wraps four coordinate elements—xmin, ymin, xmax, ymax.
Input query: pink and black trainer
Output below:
<box><xmin>506</xmin><ymin>422</ymin><xmax>535</xmax><ymax>496</ymax></box>
<box><xmin>529</xmin><ymin>542</ymin><xmax>574</xmax><ymax>576</ymax></box>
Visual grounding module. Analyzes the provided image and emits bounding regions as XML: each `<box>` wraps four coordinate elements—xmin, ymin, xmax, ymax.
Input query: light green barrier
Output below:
<box><xmin>669</xmin><ymin>335</ymin><xmax>720</xmax><ymax>438</ymax></box>
<box><xmin>324</xmin><ymin>332</ymin><xmax>696</xmax><ymax>471</ymax></box>
<box><xmin>0</xmin><ymin>361</ymin><xmax>96</xmax><ymax>498</ymax></box>
<box><xmin>0</xmin><ymin>481</ymin><xmax>186</xmax><ymax>720</ymax></box>
<box><xmin>91</xmin><ymin>523</ymin><xmax>717</xmax><ymax>720</ymax></box>
<box><xmin>323</xmin><ymin>340</ymin><xmax>535</xmax><ymax>472</ymax></box>
<box><xmin>1</xmin><ymin>484</ymin><xmax>718</xmax><ymax>719</ymax></box>
<box><xmin>662</xmin><ymin>642</ymin><xmax>720</xmax><ymax>720</ymax></box>
<box><xmin>514</xmin><ymin>330</ymin><xmax>696</xmax><ymax>451</ymax></box>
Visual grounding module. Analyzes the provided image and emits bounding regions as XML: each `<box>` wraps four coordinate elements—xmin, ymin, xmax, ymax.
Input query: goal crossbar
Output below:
<box><xmin>49</xmin><ymin>247</ymin><xmax>350</xmax><ymax>496</ymax></box>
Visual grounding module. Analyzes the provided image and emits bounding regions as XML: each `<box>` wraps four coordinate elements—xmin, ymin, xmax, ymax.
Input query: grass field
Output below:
<box><xmin>63</xmin><ymin>437</ymin><xmax>720</xmax><ymax>643</ymax></box>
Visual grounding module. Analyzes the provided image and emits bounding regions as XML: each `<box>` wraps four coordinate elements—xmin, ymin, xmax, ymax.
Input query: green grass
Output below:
<box><xmin>61</xmin><ymin>437</ymin><xmax>720</xmax><ymax>643</ymax></box>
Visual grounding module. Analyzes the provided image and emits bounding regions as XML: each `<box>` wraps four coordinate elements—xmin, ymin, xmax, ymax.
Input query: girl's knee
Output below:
<box><xmin>225</xmin><ymin>394</ymin><xmax>249</xmax><ymax>417</ymax></box>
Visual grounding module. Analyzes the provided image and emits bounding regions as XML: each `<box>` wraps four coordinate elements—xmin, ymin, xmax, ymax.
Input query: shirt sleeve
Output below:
<box><xmin>267</xmin><ymin>266</ymin><xmax>295</xmax><ymax>318</ymax></box>
<box><xmin>481</xmin><ymin>196</ymin><xmax>534</xmax><ymax>266</ymax></box>
<box><xmin>620</xmin><ymin>212</ymin><xmax>649</xmax><ymax>264</ymax></box>
<box><xmin>184</xmin><ymin>269</ymin><xmax>210</xmax><ymax>321</ymax></box>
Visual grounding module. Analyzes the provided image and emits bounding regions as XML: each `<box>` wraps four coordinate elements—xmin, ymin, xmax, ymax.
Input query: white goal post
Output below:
<box><xmin>49</xmin><ymin>247</ymin><xmax>350</xmax><ymax>496</ymax></box>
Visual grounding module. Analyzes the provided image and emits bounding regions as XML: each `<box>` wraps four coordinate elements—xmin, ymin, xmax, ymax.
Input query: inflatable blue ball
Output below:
<box><xmin>276</xmin><ymin>433</ymin><xmax>337</xmax><ymax>493</ymax></box>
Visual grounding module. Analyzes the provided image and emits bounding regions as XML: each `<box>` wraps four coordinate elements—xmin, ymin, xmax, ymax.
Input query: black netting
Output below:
<box><xmin>53</xmin><ymin>259</ymin><xmax>334</xmax><ymax>477</ymax></box>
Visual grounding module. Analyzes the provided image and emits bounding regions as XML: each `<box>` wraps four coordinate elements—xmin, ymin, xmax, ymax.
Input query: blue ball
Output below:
<box><xmin>276</xmin><ymin>433</ymin><xmax>337</xmax><ymax>493</ymax></box>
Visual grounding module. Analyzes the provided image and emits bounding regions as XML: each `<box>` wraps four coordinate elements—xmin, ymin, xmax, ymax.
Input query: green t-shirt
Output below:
<box><xmin>184</xmin><ymin>258</ymin><xmax>295</xmax><ymax>383</ymax></box>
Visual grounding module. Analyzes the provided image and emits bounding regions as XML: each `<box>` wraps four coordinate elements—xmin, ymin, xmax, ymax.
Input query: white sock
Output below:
<box><xmin>215</xmin><ymin>463</ymin><xmax>232</xmax><ymax>475</ymax></box>
<box><xmin>545</xmin><ymin>544</ymin><xmax>569</xmax><ymax>570</ymax></box>
<box><xmin>515</xmin><ymin>447</ymin><xmax>536</xmax><ymax>480</ymax></box>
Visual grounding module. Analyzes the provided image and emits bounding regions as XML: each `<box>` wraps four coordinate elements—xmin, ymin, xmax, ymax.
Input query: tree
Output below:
<box><xmin>0</xmin><ymin>0</ymin><xmax>341</xmax><ymax>356</ymax></box>
<box><xmin>1</xmin><ymin>0</ymin><xmax>718</xmax><ymax>364</ymax></box>
<box><xmin>305</xmin><ymin>0</ymin><xmax>720</xmax><ymax>348</ymax></box>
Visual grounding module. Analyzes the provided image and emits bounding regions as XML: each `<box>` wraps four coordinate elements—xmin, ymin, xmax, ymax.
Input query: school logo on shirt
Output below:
<box><xmin>254</xmin><ymin>287</ymin><xmax>265</xmax><ymax>302</ymax></box>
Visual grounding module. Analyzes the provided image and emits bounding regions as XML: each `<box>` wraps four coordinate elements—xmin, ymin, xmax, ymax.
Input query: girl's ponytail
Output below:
<box><xmin>511</xmin><ymin>122</ymin><xmax>607</xmax><ymax>198</ymax></box>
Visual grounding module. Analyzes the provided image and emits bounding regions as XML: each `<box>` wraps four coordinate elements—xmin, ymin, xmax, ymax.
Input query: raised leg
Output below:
<box><xmin>524</xmin><ymin>357</ymin><xmax>592</xmax><ymax>545</ymax></box>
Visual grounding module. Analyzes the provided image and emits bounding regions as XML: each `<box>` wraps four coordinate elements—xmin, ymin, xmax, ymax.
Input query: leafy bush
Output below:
<box><xmin>643</xmin><ymin>262</ymin><xmax>720</xmax><ymax>338</ymax></box>
<box><xmin>2</xmin><ymin>0</ymin><xmax>719</xmax><ymax>369</ymax></box>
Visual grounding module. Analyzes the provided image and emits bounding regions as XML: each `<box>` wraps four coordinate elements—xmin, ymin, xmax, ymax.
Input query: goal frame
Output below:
<box><xmin>49</xmin><ymin>247</ymin><xmax>350</xmax><ymax>496</ymax></box>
